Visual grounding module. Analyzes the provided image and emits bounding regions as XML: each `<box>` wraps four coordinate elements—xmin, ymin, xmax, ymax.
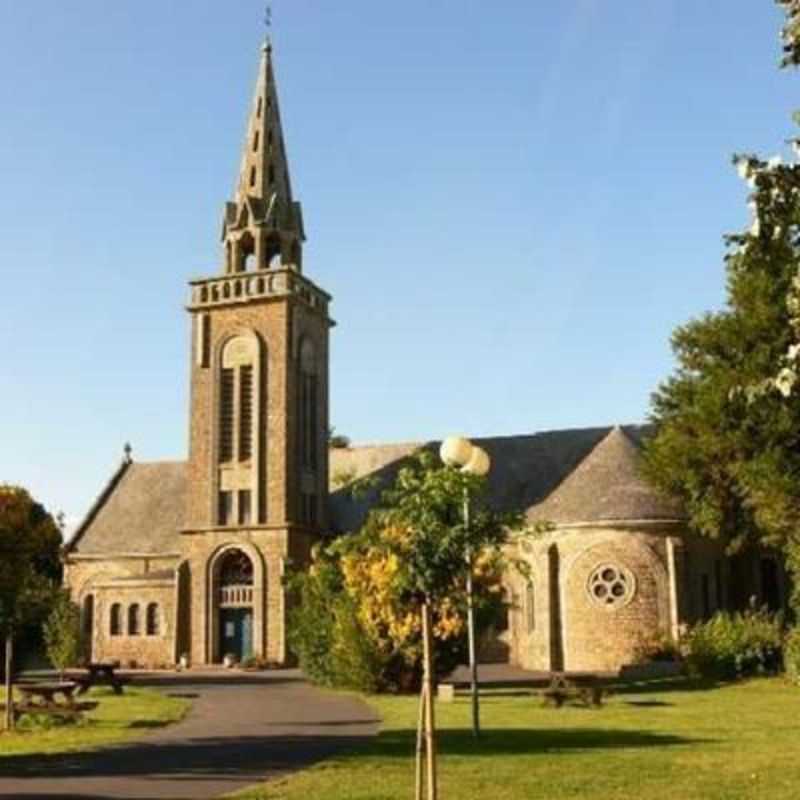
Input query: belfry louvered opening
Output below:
<box><xmin>216</xmin><ymin>335</ymin><xmax>262</xmax><ymax>527</ymax></box>
<box><xmin>219</xmin><ymin>368</ymin><xmax>235</xmax><ymax>462</ymax></box>
<box><xmin>239</xmin><ymin>365</ymin><xmax>253</xmax><ymax>462</ymax></box>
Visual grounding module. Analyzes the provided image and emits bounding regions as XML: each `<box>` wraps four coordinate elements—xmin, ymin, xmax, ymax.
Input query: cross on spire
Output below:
<box><xmin>264</xmin><ymin>4</ymin><xmax>272</xmax><ymax>48</ymax></box>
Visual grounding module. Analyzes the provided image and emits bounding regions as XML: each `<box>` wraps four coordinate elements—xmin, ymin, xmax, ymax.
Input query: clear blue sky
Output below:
<box><xmin>0</xmin><ymin>1</ymin><xmax>794</xmax><ymax>531</ymax></box>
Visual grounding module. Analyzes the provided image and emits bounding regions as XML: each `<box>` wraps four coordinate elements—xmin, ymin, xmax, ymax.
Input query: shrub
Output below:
<box><xmin>287</xmin><ymin>562</ymin><xmax>386</xmax><ymax>692</ymax></box>
<box><xmin>43</xmin><ymin>590</ymin><xmax>82</xmax><ymax>679</ymax></box>
<box><xmin>633</xmin><ymin>631</ymin><xmax>683</xmax><ymax>664</ymax></box>
<box><xmin>783</xmin><ymin>627</ymin><xmax>800</xmax><ymax>683</ymax></box>
<box><xmin>684</xmin><ymin>608</ymin><xmax>783</xmax><ymax>680</ymax></box>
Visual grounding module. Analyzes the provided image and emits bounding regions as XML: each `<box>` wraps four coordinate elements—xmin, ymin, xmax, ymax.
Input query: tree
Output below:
<box><xmin>0</xmin><ymin>485</ymin><xmax>62</xmax><ymax>730</ymax></box>
<box><xmin>43</xmin><ymin>590</ymin><xmax>82</xmax><ymax>681</ymax></box>
<box><xmin>643</xmin><ymin>4</ymin><xmax>800</xmax><ymax>612</ymax></box>
<box><xmin>356</xmin><ymin>452</ymin><xmax>523</xmax><ymax>800</ymax></box>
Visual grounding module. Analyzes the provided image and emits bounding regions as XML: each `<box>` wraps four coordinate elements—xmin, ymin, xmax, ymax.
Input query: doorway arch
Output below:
<box><xmin>208</xmin><ymin>544</ymin><xmax>265</xmax><ymax>663</ymax></box>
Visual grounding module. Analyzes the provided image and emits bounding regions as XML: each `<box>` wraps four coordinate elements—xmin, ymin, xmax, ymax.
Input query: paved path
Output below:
<box><xmin>0</xmin><ymin>669</ymin><xmax>380</xmax><ymax>800</ymax></box>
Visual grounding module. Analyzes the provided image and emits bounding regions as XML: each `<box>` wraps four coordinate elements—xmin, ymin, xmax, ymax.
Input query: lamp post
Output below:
<box><xmin>440</xmin><ymin>436</ymin><xmax>490</xmax><ymax>739</ymax></box>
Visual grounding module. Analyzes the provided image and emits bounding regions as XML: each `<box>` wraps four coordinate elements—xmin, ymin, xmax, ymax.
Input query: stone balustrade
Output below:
<box><xmin>219</xmin><ymin>585</ymin><xmax>254</xmax><ymax>608</ymax></box>
<box><xmin>188</xmin><ymin>268</ymin><xmax>330</xmax><ymax>316</ymax></box>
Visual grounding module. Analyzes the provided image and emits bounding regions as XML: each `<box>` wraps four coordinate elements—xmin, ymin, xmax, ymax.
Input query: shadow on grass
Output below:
<box><xmin>362</xmin><ymin>726</ymin><xmax>707</xmax><ymax>760</ymax></box>
<box><xmin>609</xmin><ymin>676</ymin><xmax>721</xmax><ymax>695</ymax></box>
<box><xmin>624</xmin><ymin>700</ymin><xmax>673</xmax><ymax>708</ymax></box>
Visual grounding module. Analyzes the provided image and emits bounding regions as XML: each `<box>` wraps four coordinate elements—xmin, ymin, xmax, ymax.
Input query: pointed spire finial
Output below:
<box><xmin>263</xmin><ymin>4</ymin><xmax>273</xmax><ymax>52</ymax></box>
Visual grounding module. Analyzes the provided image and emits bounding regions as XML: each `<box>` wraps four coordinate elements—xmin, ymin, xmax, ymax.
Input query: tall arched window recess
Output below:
<box><xmin>217</xmin><ymin>336</ymin><xmax>261</xmax><ymax>526</ymax></box>
<box><xmin>110</xmin><ymin>603</ymin><xmax>122</xmax><ymax>636</ymax></box>
<box><xmin>128</xmin><ymin>604</ymin><xmax>141</xmax><ymax>636</ymax></box>
<box><xmin>146</xmin><ymin>603</ymin><xmax>160</xmax><ymax>636</ymax></box>
<box><xmin>525</xmin><ymin>583</ymin><xmax>535</xmax><ymax>633</ymax></box>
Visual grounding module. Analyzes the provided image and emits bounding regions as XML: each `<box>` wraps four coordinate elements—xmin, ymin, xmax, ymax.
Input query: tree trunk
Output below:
<box><xmin>421</xmin><ymin>601</ymin><xmax>437</xmax><ymax>800</ymax></box>
<box><xmin>4</xmin><ymin>630</ymin><xmax>13</xmax><ymax>732</ymax></box>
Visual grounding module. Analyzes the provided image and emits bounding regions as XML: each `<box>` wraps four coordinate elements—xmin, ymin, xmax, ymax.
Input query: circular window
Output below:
<box><xmin>587</xmin><ymin>563</ymin><xmax>635</xmax><ymax>609</ymax></box>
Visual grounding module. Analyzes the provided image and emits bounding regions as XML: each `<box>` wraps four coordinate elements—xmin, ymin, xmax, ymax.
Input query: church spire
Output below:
<box><xmin>221</xmin><ymin>38</ymin><xmax>305</xmax><ymax>274</ymax></box>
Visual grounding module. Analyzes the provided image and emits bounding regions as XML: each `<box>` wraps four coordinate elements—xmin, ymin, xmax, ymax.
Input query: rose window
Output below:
<box><xmin>587</xmin><ymin>564</ymin><xmax>634</xmax><ymax>609</ymax></box>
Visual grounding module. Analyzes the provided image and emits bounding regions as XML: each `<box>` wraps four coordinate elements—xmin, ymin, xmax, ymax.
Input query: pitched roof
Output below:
<box><xmin>328</xmin><ymin>425</ymin><xmax>684</xmax><ymax>533</ymax></box>
<box><xmin>66</xmin><ymin>461</ymin><xmax>186</xmax><ymax>555</ymax></box>
<box><xmin>68</xmin><ymin>425</ymin><xmax>683</xmax><ymax>557</ymax></box>
<box><xmin>527</xmin><ymin>426</ymin><xmax>684</xmax><ymax>524</ymax></box>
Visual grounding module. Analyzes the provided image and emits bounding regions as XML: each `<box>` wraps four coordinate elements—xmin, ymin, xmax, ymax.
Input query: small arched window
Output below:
<box><xmin>128</xmin><ymin>604</ymin><xmax>141</xmax><ymax>636</ymax></box>
<box><xmin>146</xmin><ymin>603</ymin><xmax>160</xmax><ymax>636</ymax></box>
<box><xmin>299</xmin><ymin>338</ymin><xmax>318</xmax><ymax>474</ymax></box>
<box><xmin>110</xmin><ymin>603</ymin><xmax>122</xmax><ymax>636</ymax></box>
<box><xmin>525</xmin><ymin>583</ymin><xmax>535</xmax><ymax>633</ymax></box>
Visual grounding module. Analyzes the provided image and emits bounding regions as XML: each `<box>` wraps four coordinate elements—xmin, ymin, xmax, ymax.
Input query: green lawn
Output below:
<box><xmin>0</xmin><ymin>686</ymin><xmax>190</xmax><ymax>757</ymax></box>
<box><xmin>235</xmin><ymin>678</ymin><xmax>800</xmax><ymax>800</ymax></box>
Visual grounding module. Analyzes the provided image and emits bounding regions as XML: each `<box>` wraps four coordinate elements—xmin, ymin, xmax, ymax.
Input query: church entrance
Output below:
<box><xmin>215</xmin><ymin>548</ymin><xmax>255</xmax><ymax>663</ymax></box>
<box><xmin>220</xmin><ymin>608</ymin><xmax>253</xmax><ymax>661</ymax></box>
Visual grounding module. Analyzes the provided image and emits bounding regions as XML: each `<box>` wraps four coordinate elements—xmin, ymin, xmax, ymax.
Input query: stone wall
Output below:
<box><xmin>509</xmin><ymin>525</ymin><xmax>679</xmax><ymax>672</ymax></box>
<box><xmin>64</xmin><ymin>556</ymin><xmax>179</xmax><ymax>668</ymax></box>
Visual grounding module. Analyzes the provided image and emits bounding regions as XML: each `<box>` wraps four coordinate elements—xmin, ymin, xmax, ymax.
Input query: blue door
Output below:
<box><xmin>220</xmin><ymin>608</ymin><xmax>254</xmax><ymax>661</ymax></box>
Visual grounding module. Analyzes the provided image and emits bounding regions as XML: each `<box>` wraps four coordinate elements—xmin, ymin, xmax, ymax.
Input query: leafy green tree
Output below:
<box><xmin>43</xmin><ymin>590</ymin><xmax>82</xmax><ymax>680</ymax></box>
<box><xmin>643</xmin><ymin>4</ymin><xmax>800</xmax><ymax>610</ymax></box>
<box><xmin>0</xmin><ymin>485</ymin><xmax>62</xmax><ymax>729</ymax></box>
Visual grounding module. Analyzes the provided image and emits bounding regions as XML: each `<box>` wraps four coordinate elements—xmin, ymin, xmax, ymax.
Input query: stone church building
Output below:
<box><xmin>64</xmin><ymin>39</ymin><xmax>786</xmax><ymax>673</ymax></box>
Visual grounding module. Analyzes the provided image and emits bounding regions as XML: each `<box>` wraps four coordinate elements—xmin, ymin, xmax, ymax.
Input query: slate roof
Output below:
<box><xmin>66</xmin><ymin>461</ymin><xmax>186</xmax><ymax>555</ymax></box>
<box><xmin>67</xmin><ymin>425</ymin><xmax>684</xmax><ymax>556</ymax></box>
<box><xmin>526</xmin><ymin>426</ymin><xmax>684</xmax><ymax>524</ymax></box>
<box><xmin>328</xmin><ymin>425</ymin><xmax>684</xmax><ymax>533</ymax></box>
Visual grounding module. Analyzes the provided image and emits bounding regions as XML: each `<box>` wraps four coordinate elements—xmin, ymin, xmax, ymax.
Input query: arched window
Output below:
<box><xmin>299</xmin><ymin>338</ymin><xmax>318</xmax><ymax>474</ymax></box>
<box><xmin>220</xmin><ymin>549</ymin><xmax>254</xmax><ymax>586</ymax></box>
<box><xmin>290</xmin><ymin>240</ymin><xmax>302</xmax><ymax>270</ymax></box>
<box><xmin>110</xmin><ymin>603</ymin><xmax>122</xmax><ymax>636</ymax></box>
<box><xmin>218</xmin><ymin>336</ymin><xmax>259</xmax><ymax>525</ymax></box>
<box><xmin>218</xmin><ymin>548</ymin><xmax>255</xmax><ymax>607</ymax></box>
<box><xmin>265</xmin><ymin>236</ymin><xmax>282</xmax><ymax>268</ymax></box>
<box><xmin>298</xmin><ymin>338</ymin><xmax>318</xmax><ymax>525</ymax></box>
<box><xmin>146</xmin><ymin>603</ymin><xmax>160</xmax><ymax>636</ymax></box>
<box><xmin>128</xmin><ymin>604</ymin><xmax>141</xmax><ymax>636</ymax></box>
<box><xmin>525</xmin><ymin>583</ymin><xmax>535</xmax><ymax>633</ymax></box>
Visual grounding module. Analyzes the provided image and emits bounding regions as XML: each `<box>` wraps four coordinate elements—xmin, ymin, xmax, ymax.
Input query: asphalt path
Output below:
<box><xmin>0</xmin><ymin>669</ymin><xmax>380</xmax><ymax>800</ymax></box>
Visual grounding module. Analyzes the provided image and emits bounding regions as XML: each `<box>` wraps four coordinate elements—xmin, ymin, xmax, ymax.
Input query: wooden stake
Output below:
<box><xmin>421</xmin><ymin>601</ymin><xmax>437</xmax><ymax>800</ymax></box>
<box><xmin>415</xmin><ymin>681</ymin><xmax>425</xmax><ymax>800</ymax></box>
<box><xmin>4</xmin><ymin>631</ymin><xmax>13</xmax><ymax>732</ymax></box>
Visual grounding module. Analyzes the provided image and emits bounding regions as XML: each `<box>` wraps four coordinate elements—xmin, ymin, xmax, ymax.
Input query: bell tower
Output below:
<box><xmin>183</xmin><ymin>37</ymin><xmax>332</xmax><ymax>665</ymax></box>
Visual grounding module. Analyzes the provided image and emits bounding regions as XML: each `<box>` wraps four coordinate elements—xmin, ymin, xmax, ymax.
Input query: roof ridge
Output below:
<box><xmin>64</xmin><ymin>457</ymin><xmax>133</xmax><ymax>553</ymax></box>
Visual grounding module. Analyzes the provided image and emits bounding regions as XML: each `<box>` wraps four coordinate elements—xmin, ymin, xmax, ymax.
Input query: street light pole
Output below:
<box><xmin>463</xmin><ymin>488</ymin><xmax>480</xmax><ymax>738</ymax></box>
<box><xmin>440</xmin><ymin>436</ymin><xmax>490</xmax><ymax>741</ymax></box>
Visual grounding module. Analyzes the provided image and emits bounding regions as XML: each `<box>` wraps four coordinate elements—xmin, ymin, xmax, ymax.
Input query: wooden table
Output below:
<box><xmin>76</xmin><ymin>662</ymin><xmax>126</xmax><ymax>695</ymax></box>
<box><xmin>542</xmin><ymin>672</ymin><xmax>608</xmax><ymax>708</ymax></box>
<box><xmin>16</xmin><ymin>681</ymin><xmax>79</xmax><ymax>707</ymax></box>
<box><xmin>1</xmin><ymin>681</ymin><xmax>96</xmax><ymax>723</ymax></box>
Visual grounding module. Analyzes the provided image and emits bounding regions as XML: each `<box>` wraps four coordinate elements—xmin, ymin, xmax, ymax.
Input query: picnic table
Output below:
<box><xmin>542</xmin><ymin>672</ymin><xmax>608</xmax><ymax>708</ymax></box>
<box><xmin>16</xmin><ymin>681</ymin><xmax>79</xmax><ymax>706</ymax></box>
<box><xmin>75</xmin><ymin>662</ymin><xmax>128</xmax><ymax>695</ymax></box>
<box><xmin>1</xmin><ymin>680</ymin><xmax>98</xmax><ymax>723</ymax></box>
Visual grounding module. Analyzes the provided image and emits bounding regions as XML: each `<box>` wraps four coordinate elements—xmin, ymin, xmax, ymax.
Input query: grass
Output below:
<box><xmin>0</xmin><ymin>685</ymin><xmax>190</xmax><ymax>757</ymax></box>
<box><xmin>235</xmin><ymin>677</ymin><xmax>800</xmax><ymax>800</ymax></box>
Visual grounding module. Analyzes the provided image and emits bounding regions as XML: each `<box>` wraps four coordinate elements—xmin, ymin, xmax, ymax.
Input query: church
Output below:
<box><xmin>63</xmin><ymin>38</ymin><xmax>787</xmax><ymax>673</ymax></box>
